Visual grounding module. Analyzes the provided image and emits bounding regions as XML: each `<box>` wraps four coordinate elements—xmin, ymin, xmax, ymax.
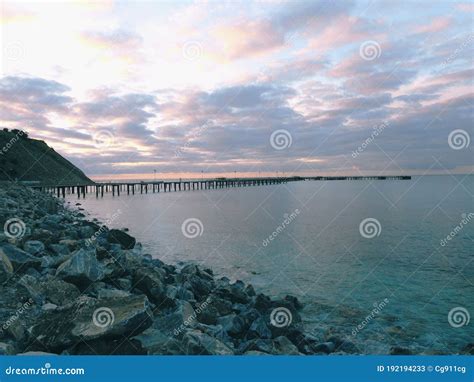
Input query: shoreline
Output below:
<box><xmin>0</xmin><ymin>183</ymin><xmax>354</xmax><ymax>355</ymax></box>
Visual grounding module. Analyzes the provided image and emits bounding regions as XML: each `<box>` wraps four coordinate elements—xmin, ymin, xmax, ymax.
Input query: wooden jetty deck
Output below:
<box><xmin>33</xmin><ymin>175</ymin><xmax>411</xmax><ymax>198</ymax></box>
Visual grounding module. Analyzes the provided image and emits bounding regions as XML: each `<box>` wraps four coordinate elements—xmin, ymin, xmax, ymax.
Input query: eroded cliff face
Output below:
<box><xmin>0</xmin><ymin>130</ymin><xmax>92</xmax><ymax>185</ymax></box>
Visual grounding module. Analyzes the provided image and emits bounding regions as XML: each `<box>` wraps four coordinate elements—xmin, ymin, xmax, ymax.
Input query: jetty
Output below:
<box><xmin>30</xmin><ymin>175</ymin><xmax>411</xmax><ymax>198</ymax></box>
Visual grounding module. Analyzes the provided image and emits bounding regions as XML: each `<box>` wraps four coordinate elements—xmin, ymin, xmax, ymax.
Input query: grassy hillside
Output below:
<box><xmin>0</xmin><ymin>129</ymin><xmax>93</xmax><ymax>186</ymax></box>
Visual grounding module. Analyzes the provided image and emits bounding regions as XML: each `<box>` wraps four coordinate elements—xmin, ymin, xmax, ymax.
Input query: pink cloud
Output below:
<box><xmin>456</xmin><ymin>3</ymin><xmax>474</xmax><ymax>12</ymax></box>
<box><xmin>306</xmin><ymin>16</ymin><xmax>374</xmax><ymax>54</ymax></box>
<box><xmin>212</xmin><ymin>19</ymin><xmax>285</xmax><ymax>60</ymax></box>
<box><xmin>414</xmin><ymin>17</ymin><xmax>451</xmax><ymax>34</ymax></box>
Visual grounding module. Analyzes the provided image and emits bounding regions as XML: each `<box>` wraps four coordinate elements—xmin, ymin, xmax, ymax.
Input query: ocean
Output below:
<box><xmin>66</xmin><ymin>175</ymin><xmax>473</xmax><ymax>354</ymax></box>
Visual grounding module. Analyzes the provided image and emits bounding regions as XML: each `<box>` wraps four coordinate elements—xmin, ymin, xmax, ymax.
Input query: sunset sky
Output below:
<box><xmin>1</xmin><ymin>0</ymin><xmax>472</xmax><ymax>180</ymax></box>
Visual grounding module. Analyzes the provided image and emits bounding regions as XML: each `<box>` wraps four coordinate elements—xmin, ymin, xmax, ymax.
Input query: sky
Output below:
<box><xmin>0</xmin><ymin>0</ymin><xmax>473</xmax><ymax>180</ymax></box>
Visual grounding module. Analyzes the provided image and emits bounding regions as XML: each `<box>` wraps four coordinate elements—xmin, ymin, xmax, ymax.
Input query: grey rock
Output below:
<box><xmin>107</xmin><ymin>229</ymin><xmax>136</xmax><ymax>249</ymax></box>
<box><xmin>183</xmin><ymin>330</ymin><xmax>233</xmax><ymax>355</ymax></box>
<box><xmin>18</xmin><ymin>351</ymin><xmax>58</xmax><ymax>356</ymax></box>
<box><xmin>217</xmin><ymin>314</ymin><xmax>247</xmax><ymax>338</ymax></box>
<box><xmin>133</xmin><ymin>328</ymin><xmax>184</xmax><ymax>355</ymax></box>
<box><xmin>197</xmin><ymin>305</ymin><xmax>219</xmax><ymax>325</ymax></box>
<box><xmin>41</xmin><ymin>303</ymin><xmax>58</xmax><ymax>311</ymax></box>
<box><xmin>153</xmin><ymin>300</ymin><xmax>196</xmax><ymax>337</ymax></box>
<box><xmin>0</xmin><ymin>243</ymin><xmax>41</xmax><ymax>272</ymax></box>
<box><xmin>0</xmin><ymin>342</ymin><xmax>16</xmax><ymax>355</ymax></box>
<box><xmin>254</xmin><ymin>293</ymin><xmax>272</xmax><ymax>311</ymax></box>
<box><xmin>49</xmin><ymin>243</ymin><xmax>70</xmax><ymax>256</ymax></box>
<box><xmin>23</xmin><ymin>240</ymin><xmax>45</xmax><ymax>256</ymax></box>
<box><xmin>28</xmin><ymin>295</ymin><xmax>153</xmax><ymax>350</ymax></box>
<box><xmin>116</xmin><ymin>277</ymin><xmax>132</xmax><ymax>291</ymax></box>
<box><xmin>248</xmin><ymin>316</ymin><xmax>272</xmax><ymax>339</ymax></box>
<box><xmin>194</xmin><ymin>323</ymin><xmax>231</xmax><ymax>344</ymax></box>
<box><xmin>133</xmin><ymin>267</ymin><xmax>166</xmax><ymax>303</ymax></box>
<box><xmin>390</xmin><ymin>346</ymin><xmax>412</xmax><ymax>355</ymax></box>
<box><xmin>56</xmin><ymin>248</ymin><xmax>105</xmax><ymax>288</ymax></box>
<box><xmin>19</xmin><ymin>274</ymin><xmax>80</xmax><ymax>306</ymax></box>
<box><xmin>166</xmin><ymin>285</ymin><xmax>194</xmax><ymax>302</ymax></box>
<box><xmin>313</xmin><ymin>341</ymin><xmax>335</xmax><ymax>354</ymax></box>
<box><xmin>79</xmin><ymin>226</ymin><xmax>95</xmax><ymax>239</ymax></box>
<box><xmin>244</xmin><ymin>350</ymin><xmax>268</xmax><ymax>355</ymax></box>
<box><xmin>98</xmin><ymin>289</ymin><xmax>131</xmax><ymax>299</ymax></box>
<box><xmin>0</xmin><ymin>250</ymin><xmax>13</xmax><ymax>283</ymax></box>
<box><xmin>238</xmin><ymin>339</ymin><xmax>274</xmax><ymax>354</ymax></box>
<box><xmin>273</xmin><ymin>336</ymin><xmax>300</xmax><ymax>355</ymax></box>
<box><xmin>58</xmin><ymin>239</ymin><xmax>79</xmax><ymax>251</ymax></box>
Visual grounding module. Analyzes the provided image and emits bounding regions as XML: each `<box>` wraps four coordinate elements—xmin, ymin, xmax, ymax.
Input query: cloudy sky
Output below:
<box><xmin>1</xmin><ymin>0</ymin><xmax>472</xmax><ymax>180</ymax></box>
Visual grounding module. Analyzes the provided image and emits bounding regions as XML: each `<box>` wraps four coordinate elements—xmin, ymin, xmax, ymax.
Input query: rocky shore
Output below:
<box><xmin>0</xmin><ymin>183</ymin><xmax>349</xmax><ymax>355</ymax></box>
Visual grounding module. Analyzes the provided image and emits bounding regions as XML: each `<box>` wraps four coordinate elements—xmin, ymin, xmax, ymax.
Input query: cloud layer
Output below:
<box><xmin>0</xmin><ymin>1</ymin><xmax>472</xmax><ymax>178</ymax></box>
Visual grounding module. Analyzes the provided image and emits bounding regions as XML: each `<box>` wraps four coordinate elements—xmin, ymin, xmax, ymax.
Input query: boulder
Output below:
<box><xmin>19</xmin><ymin>275</ymin><xmax>81</xmax><ymax>306</ymax></box>
<box><xmin>18</xmin><ymin>351</ymin><xmax>58</xmax><ymax>356</ymax></box>
<box><xmin>153</xmin><ymin>301</ymin><xmax>196</xmax><ymax>337</ymax></box>
<box><xmin>273</xmin><ymin>336</ymin><xmax>300</xmax><ymax>355</ymax></box>
<box><xmin>98</xmin><ymin>289</ymin><xmax>131</xmax><ymax>299</ymax></box>
<box><xmin>194</xmin><ymin>323</ymin><xmax>231</xmax><ymax>344</ymax></box>
<box><xmin>116</xmin><ymin>277</ymin><xmax>132</xmax><ymax>291</ymax></box>
<box><xmin>183</xmin><ymin>330</ymin><xmax>233</xmax><ymax>355</ymax></box>
<box><xmin>312</xmin><ymin>341</ymin><xmax>335</xmax><ymax>354</ymax></box>
<box><xmin>217</xmin><ymin>314</ymin><xmax>247</xmax><ymax>338</ymax></box>
<box><xmin>0</xmin><ymin>342</ymin><xmax>16</xmax><ymax>355</ymax></box>
<box><xmin>197</xmin><ymin>305</ymin><xmax>219</xmax><ymax>325</ymax></box>
<box><xmin>166</xmin><ymin>285</ymin><xmax>194</xmax><ymax>302</ymax></box>
<box><xmin>107</xmin><ymin>229</ymin><xmax>136</xmax><ymax>249</ymax></box>
<box><xmin>23</xmin><ymin>241</ymin><xmax>45</xmax><ymax>256</ymax></box>
<box><xmin>460</xmin><ymin>343</ymin><xmax>474</xmax><ymax>355</ymax></box>
<box><xmin>58</xmin><ymin>240</ymin><xmax>79</xmax><ymax>251</ymax></box>
<box><xmin>0</xmin><ymin>243</ymin><xmax>41</xmax><ymax>272</ymax></box>
<box><xmin>56</xmin><ymin>248</ymin><xmax>105</xmax><ymax>288</ymax></box>
<box><xmin>79</xmin><ymin>226</ymin><xmax>95</xmax><ymax>239</ymax></box>
<box><xmin>390</xmin><ymin>346</ymin><xmax>412</xmax><ymax>355</ymax></box>
<box><xmin>133</xmin><ymin>328</ymin><xmax>184</xmax><ymax>355</ymax></box>
<box><xmin>0</xmin><ymin>250</ymin><xmax>13</xmax><ymax>283</ymax></box>
<box><xmin>133</xmin><ymin>267</ymin><xmax>166</xmax><ymax>303</ymax></box>
<box><xmin>28</xmin><ymin>295</ymin><xmax>153</xmax><ymax>351</ymax></box>
<box><xmin>248</xmin><ymin>317</ymin><xmax>272</xmax><ymax>339</ymax></box>
<box><xmin>49</xmin><ymin>243</ymin><xmax>70</xmax><ymax>256</ymax></box>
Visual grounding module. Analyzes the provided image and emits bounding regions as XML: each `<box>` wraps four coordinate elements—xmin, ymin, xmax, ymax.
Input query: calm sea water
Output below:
<box><xmin>67</xmin><ymin>175</ymin><xmax>473</xmax><ymax>354</ymax></box>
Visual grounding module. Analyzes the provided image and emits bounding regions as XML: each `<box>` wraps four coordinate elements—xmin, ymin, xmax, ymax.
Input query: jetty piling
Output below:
<box><xmin>32</xmin><ymin>175</ymin><xmax>411</xmax><ymax>199</ymax></box>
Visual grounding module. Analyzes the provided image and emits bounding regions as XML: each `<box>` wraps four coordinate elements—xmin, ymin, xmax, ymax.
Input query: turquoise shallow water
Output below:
<box><xmin>67</xmin><ymin>175</ymin><xmax>473</xmax><ymax>354</ymax></box>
